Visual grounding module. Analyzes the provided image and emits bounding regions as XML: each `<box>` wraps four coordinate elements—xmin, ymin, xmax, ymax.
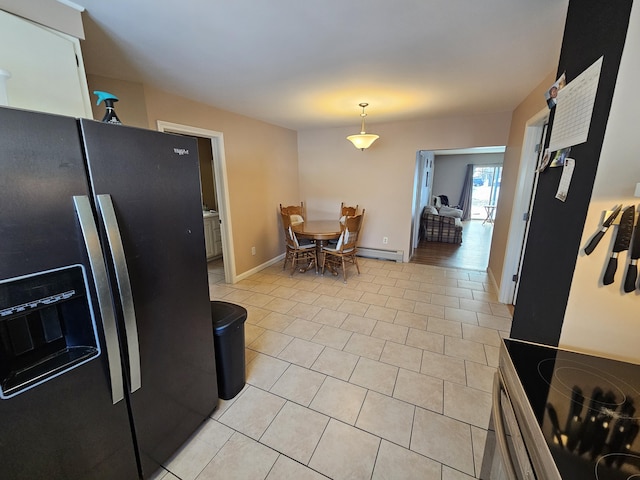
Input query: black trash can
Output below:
<box><xmin>211</xmin><ymin>301</ymin><xmax>247</xmax><ymax>400</ymax></box>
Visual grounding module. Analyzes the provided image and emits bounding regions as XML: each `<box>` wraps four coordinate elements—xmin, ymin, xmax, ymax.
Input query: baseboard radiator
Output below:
<box><xmin>357</xmin><ymin>247</ymin><xmax>404</xmax><ymax>263</ymax></box>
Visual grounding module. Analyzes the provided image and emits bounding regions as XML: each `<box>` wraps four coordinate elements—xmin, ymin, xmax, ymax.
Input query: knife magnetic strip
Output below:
<box><xmin>605</xmin><ymin>210</ymin><xmax>639</xmax><ymax>226</ymax></box>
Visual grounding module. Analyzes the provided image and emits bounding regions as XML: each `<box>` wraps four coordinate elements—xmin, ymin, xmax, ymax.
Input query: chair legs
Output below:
<box><xmin>323</xmin><ymin>253</ymin><xmax>360</xmax><ymax>283</ymax></box>
<box><xmin>284</xmin><ymin>248</ymin><xmax>317</xmax><ymax>277</ymax></box>
<box><xmin>282</xmin><ymin>248</ymin><xmax>293</xmax><ymax>271</ymax></box>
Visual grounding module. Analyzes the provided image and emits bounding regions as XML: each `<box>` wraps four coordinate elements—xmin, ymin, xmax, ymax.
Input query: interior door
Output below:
<box><xmin>512</xmin><ymin>122</ymin><xmax>548</xmax><ymax>303</ymax></box>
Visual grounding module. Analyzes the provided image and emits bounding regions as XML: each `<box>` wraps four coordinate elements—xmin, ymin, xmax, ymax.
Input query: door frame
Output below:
<box><xmin>157</xmin><ymin>121</ymin><xmax>235</xmax><ymax>284</ymax></box>
<box><xmin>498</xmin><ymin>108</ymin><xmax>548</xmax><ymax>303</ymax></box>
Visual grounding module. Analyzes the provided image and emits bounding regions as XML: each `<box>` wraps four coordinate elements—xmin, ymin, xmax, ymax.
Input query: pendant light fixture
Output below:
<box><xmin>346</xmin><ymin>103</ymin><xmax>379</xmax><ymax>150</ymax></box>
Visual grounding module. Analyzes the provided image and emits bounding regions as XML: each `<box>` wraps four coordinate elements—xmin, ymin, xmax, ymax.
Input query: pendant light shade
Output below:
<box><xmin>347</xmin><ymin>103</ymin><xmax>379</xmax><ymax>150</ymax></box>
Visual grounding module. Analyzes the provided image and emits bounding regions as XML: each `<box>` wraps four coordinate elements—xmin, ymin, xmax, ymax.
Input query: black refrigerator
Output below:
<box><xmin>0</xmin><ymin>106</ymin><xmax>218</xmax><ymax>479</ymax></box>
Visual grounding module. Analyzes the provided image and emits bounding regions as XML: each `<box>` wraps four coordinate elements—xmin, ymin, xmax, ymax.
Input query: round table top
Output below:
<box><xmin>293</xmin><ymin>220</ymin><xmax>342</xmax><ymax>240</ymax></box>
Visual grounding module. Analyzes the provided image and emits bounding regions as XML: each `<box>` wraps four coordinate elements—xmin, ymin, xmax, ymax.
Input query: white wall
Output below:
<box><xmin>432</xmin><ymin>152</ymin><xmax>504</xmax><ymax>206</ymax></box>
<box><xmin>560</xmin><ymin>2</ymin><xmax>640</xmax><ymax>363</ymax></box>
<box><xmin>298</xmin><ymin>112</ymin><xmax>512</xmax><ymax>262</ymax></box>
<box><xmin>0</xmin><ymin>0</ymin><xmax>84</xmax><ymax>38</ymax></box>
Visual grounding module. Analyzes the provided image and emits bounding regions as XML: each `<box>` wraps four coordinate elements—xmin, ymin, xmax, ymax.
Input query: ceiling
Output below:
<box><xmin>74</xmin><ymin>0</ymin><xmax>569</xmax><ymax>131</ymax></box>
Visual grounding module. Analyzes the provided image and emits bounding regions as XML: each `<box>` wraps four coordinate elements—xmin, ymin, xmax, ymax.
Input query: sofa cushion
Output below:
<box><xmin>439</xmin><ymin>206</ymin><xmax>463</xmax><ymax>218</ymax></box>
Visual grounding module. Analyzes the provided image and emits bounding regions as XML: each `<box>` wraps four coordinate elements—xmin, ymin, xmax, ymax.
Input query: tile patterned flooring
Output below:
<box><xmin>152</xmin><ymin>256</ymin><xmax>511</xmax><ymax>480</ymax></box>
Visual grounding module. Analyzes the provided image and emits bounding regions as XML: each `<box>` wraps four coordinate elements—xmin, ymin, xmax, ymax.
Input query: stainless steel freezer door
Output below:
<box><xmin>79</xmin><ymin>119</ymin><xmax>219</xmax><ymax>477</ymax></box>
<box><xmin>0</xmin><ymin>107</ymin><xmax>139</xmax><ymax>479</ymax></box>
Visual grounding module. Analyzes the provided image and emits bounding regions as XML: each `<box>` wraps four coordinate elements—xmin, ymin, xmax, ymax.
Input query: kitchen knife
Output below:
<box><xmin>584</xmin><ymin>204</ymin><xmax>622</xmax><ymax>255</ymax></box>
<box><xmin>603</xmin><ymin>205</ymin><xmax>635</xmax><ymax>285</ymax></box>
<box><xmin>623</xmin><ymin>208</ymin><xmax>640</xmax><ymax>292</ymax></box>
<box><xmin>589</xmin><ymin>390</ymin><xmax>617</xmax><ymax>459</ymax></box>
<box><xmin>578</xmin><ymin>386</ymin><xmax>604</xmax><ymax>455</ymax></box>
<box><xmin>546</xmin><ymin>403</ymin><xmax>564</xmax><ymax>447</ymax></box>
<box><xmin>564</xmin><ymin>386</ymin><xmax>584</xmax><ymax>452</ymax></box>
<box><xmin>605</xmin><ymin>399</ymin><xmax>636</xmax><ymax>465</ymax></box>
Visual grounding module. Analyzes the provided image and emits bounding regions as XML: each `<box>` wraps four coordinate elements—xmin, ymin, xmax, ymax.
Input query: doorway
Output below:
<box><xmin>411</xmin><ymin>147</ymin><xmax>505</xmax><ymax>269</ymax></box>
<box><xmin>156</xmin><ymin>121</ymin><xmax>235</xmax><ymax>284</ymax></box>
<box><xmin>498</xmin><ymin>109</ymin><xmax>549</xmax><ymax>304</ymax></box>
<box><xmin>410</xmin><ymin>150</ymin><xmax>434</xmax><ymax>257</ymax></box>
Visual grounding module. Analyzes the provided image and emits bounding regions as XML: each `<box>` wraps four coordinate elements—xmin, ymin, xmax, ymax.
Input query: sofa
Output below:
<box><xmin>419</xmin><ymin>205</ymin><xmax>463</xmax><ymax>244</ymax></box>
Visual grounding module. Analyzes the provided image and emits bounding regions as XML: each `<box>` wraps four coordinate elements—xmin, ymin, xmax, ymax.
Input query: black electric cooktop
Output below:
<box><xmin>504</xmin><ymin>338</ymin><xmax>640</xmax><ymax>480</ymax></box>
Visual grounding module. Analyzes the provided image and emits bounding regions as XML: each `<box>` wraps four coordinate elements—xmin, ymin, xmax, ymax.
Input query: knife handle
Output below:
<box><xmin>603</xmin><ymin>255</ymin><xmax>618</xmax><ymax>285</ymax></box>
<box><xmin>624</xmin><ymin>262</ymin><xmax>638</xmax><ymax>293</ymax></box>
<box><xmin>585</xmin><ymin>230</ymin><xmax>606</xmax><ymax>255</ymax></box>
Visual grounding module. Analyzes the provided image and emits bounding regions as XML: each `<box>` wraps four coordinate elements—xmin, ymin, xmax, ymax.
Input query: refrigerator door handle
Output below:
<box><xmin>97</xmin><ymin>194</ymin><xmax>142</xmax><ymax>393</ymax></box>
<box><xmin>73</xmin><ymin>195</ymin><xmax>125</xmax><ymax>405</ymax></box>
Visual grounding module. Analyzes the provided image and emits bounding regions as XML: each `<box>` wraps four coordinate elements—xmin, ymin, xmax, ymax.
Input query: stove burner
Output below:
<box><xmin>595</xmin><ymin>453</ymin><xmax>640</xmax><ymax>479</ymax></box>
<box><xmin>538</xmin><ymin>358</ymin><xmax>640</xmax><ymax>421</ymax></box>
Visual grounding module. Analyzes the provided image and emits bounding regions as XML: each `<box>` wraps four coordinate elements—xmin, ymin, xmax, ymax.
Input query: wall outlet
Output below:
<box><xmin>382</xmin><ymin>236</ymin><xmax>389</xmax><ymax>244</ymax></box>
<box><xmin>251</xmin><ymin>246</ymin><xmax>256</xmax><ymax>255</ymax></box>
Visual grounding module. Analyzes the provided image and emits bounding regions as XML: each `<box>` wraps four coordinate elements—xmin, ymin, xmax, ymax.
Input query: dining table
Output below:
<box><xmin>292</xmin><ymin>220</ymin><xmax>343</xmax><ymax>273</ymax></box>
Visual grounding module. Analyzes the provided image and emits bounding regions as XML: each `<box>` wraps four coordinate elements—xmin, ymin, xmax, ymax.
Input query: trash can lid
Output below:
<box><xmin>211</xmin><ymin>301</ymin><xmax>247</xmax><ymax>335</ymax></box>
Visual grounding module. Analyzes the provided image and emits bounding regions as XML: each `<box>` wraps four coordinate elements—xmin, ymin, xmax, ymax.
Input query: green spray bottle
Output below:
<box><xmin>93</xmin><ymin>90</ymin><xmax>122</xmax><ymax>125</ymax></box>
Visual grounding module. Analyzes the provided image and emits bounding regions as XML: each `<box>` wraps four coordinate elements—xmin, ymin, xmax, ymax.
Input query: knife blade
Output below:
<box><xmin>603</xmin><ymin>205</ymin><xmax>635</xmax><ymax>285</ymax></box>
<box><xmin>584</xmin><ymin>204</ymin><xmax>622</xmax><ymax>255</ymax></box>
<box><xmin>623</xmin><ymin>207</ymin><xmax>640</xmax><ymax>292</ymax></box>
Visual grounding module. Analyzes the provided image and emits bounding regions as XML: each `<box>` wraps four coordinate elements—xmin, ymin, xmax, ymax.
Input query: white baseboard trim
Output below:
<box><xmin>234</xmin><ymin>254</ymin><xmax>285</xmax><ymax>283</ymax></box>
<box><xmin>357</xmin><ymin>247</ymin><xmax>404</xmax><ymax>263</ymax></box>
<box><xmin>487</xmin><ymin>266</ymin><xmax>502</xmax><ymax>303</ymax></box>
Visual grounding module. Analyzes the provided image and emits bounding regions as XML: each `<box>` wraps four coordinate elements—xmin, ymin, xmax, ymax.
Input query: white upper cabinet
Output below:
<box><xmin>0</xmin><ymin>9</ymin><xmax>92</xmax><ymax>118</ymax></box>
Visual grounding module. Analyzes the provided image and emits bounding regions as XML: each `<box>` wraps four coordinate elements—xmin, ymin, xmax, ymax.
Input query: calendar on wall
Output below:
<box><xmin>549</xmin><ymin>56</ymin><xmax>603</xmax><ymax>152</ymax></box>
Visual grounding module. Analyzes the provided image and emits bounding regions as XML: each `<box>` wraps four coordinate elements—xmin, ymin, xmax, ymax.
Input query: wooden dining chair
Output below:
<box><xmin>322</xmin><ymin>212</ymin><xmax>364</xmax><ymax>283</ymax></box>
<box><xmin>340</xmin><ymin>202</ymin><xmax>358</xmax><ymax>218</ymax></box>
<box><xmin>280</xmin><ymin>202</ymin><xmax>305</xmax><ymax>225</ymax></box>
<box><xmin>280</xmin><ymin>211</ymin><xmax>317</xmax><ymax>276</ymax></box>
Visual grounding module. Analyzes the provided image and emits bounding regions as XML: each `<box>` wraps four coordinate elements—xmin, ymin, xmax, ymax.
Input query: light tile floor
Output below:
<box><xmin>152</xmin><ymin>257</ymin><xmax>510</xmax><ymax>480</ymax></box>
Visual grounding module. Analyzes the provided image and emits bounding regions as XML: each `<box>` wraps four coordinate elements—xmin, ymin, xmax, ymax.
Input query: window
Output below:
<box><xmin>470</xmin><ymin>165</ymin><xmax>502</xmax><ymax>220</ymax></box>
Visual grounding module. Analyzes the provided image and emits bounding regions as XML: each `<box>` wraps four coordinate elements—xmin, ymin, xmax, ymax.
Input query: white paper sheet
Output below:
<box><xmin>556</xmin><ymin>158</ymin><xmax>575</xmax><ymax>202</ymax></box>
<box><xmin>549</xmin><ymin>56</ymin><xmax>603</xmax><ymax>152</ymax></box>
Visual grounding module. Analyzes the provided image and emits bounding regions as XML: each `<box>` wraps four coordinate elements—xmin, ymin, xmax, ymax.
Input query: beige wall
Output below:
<box><xmin>487</xmin><ymin>71</ymin><xmax>557</xmax><ymax>290</ymax></box>
<box><xmin>87</xmin><ymin>74</ymin><xmax>149</xmax><ymax>127</ymax></box>
<box><xmin>86</xmin><ymin>76</ymin><xmax>299</xmax><ymax>278</ymax></box>
<box><xmin>298</xmin><ymin>112</ymin><xmax>512</xmax><ymax>261</ymax></box>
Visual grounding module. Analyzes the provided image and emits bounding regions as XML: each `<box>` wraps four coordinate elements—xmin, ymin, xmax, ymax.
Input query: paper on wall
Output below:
<box><xmin>556</xmin><ymin>158</ymin><xmax>575</xmax><ymax>202</ymax></box>
<box><xmin>548</xmin><ymin>56</ymin><xmax>603</xmax><ymax>152</ymax></box>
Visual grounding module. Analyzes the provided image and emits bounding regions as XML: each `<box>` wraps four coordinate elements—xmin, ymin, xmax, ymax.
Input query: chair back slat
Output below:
<box><xmin>340</xmin><ymin>202</ymin><xmax>358</xmax><ymax>217</ymax></box>
<box><xmin>280</xmin><ymin>202</ymin><xmax>305</xmax><ymax>217</ymax></box>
